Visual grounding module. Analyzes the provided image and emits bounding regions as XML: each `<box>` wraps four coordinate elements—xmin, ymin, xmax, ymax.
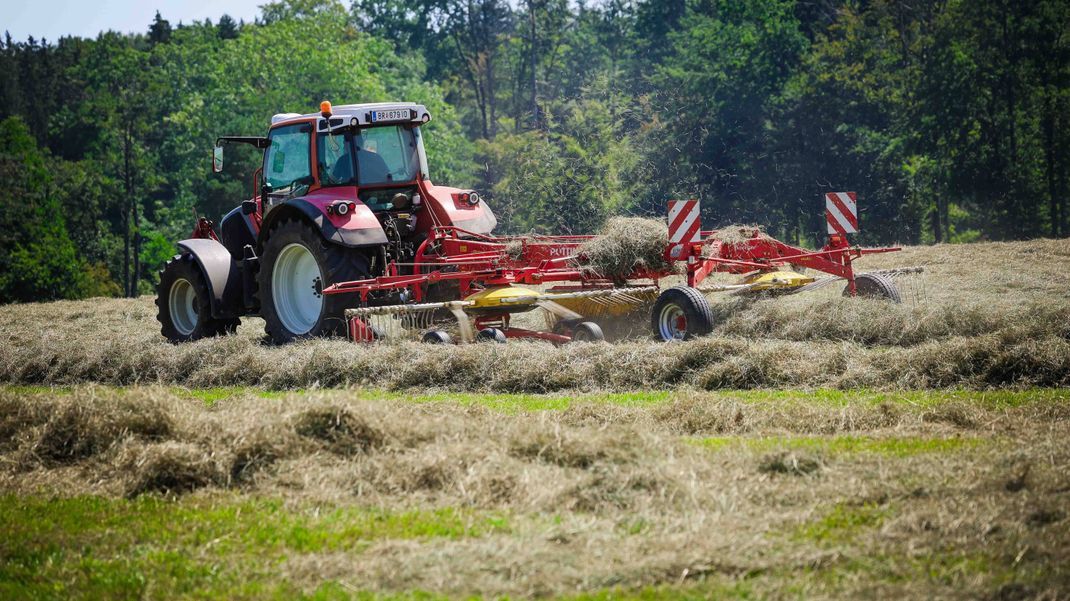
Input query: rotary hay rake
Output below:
<box><xmin>325</xmin><ymin>195</ymin><xmax>916</xmax><ymax>344</ymax></box>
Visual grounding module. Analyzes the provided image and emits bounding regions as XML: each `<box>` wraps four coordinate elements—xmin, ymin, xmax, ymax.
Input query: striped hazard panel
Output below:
<box><xmin>825</xmin><ymin>192</ymin><xmax>858</xmax><ymax>235</ymax></box>
<box><xmin>668</xmin><ymin>200</ymin><xmax>701</xmax><ymax>245</ymax></box>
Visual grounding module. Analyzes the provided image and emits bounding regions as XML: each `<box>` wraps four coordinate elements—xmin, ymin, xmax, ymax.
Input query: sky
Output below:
<box><xmin>3</xmin><ymin>0</ymin><xmax>267</xmax><ymax>43</ymax></box>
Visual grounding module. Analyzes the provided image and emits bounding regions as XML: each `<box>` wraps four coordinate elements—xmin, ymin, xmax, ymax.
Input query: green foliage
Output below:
<box><xmin>479</xmin><ymin>78</ymin><xmax>658</xmax><ymax>233</ymax></box>
<box><xmin>1</xmin><ymin>0</ymin><xmax>1069</xmax><ymax>303</ymax></box>
<box><xmin>0</xmin><ymin>117</ymin><xmax>89</xmax><ymax>302</ymax></box>
<box><xmin>1</xmin><ymin>203</ymin><xmax>89</xmax><ymax>302</ymax></box>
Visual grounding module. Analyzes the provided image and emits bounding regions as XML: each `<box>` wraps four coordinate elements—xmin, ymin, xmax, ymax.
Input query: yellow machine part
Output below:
<box><xmin>742</xmin><ymin>270</ymin><xmax>815</xmax><ymax>291</ymax></box>
<box><xmin>463</xmin><ymin>285</ymin><xmax>657</xmax><ymax>318</ymax></box>
<box><xmin>464</xmin><ymin>285</ymin><xmax>540</xmax><ymax>313</ymax></box>
<box><xmin>550</xmin><ymin>293</ymin><xmax>655</xmax><ymax>317</ymax></box>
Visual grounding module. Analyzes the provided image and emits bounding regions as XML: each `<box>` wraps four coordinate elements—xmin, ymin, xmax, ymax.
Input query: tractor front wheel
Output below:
<box><xmin>258</xmin><ymin>219</ymin><xmax>370</xmax><ymax>344</ymax></box>
<box><xmin>651</xmin><ymin>286</ymin><xmax>714</xmax><ymax>342</ymax></box>
<box><xmin>156</xmin><ymin>255</ymin><xmax>238</xmax><ymax>343</ymax></box>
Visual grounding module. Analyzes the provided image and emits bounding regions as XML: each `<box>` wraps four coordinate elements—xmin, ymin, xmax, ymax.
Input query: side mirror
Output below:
<box><xmin>212</xmin><ymin>145</ymin><xmax>224</xmax><ymax>173</ymax></box>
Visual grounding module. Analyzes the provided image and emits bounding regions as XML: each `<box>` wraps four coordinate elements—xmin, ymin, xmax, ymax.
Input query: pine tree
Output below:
<box><xmin>148</xmin><ymin>11</ymin><xmax>171</xmax><ymax>45</ymax></box>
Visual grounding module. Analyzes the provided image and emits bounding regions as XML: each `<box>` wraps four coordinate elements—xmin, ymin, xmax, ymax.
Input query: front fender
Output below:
<box><xmin>177</xmin><ymin>238</ymin><xmax>244</xmax><ymax>319</ymax></box>
<box><xmin>261</xmin><ymin>197</ymin><xmax>388</xmax><ymax>247</ymax></box>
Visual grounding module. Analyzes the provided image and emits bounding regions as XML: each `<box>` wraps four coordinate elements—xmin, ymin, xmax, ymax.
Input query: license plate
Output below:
<box><xmin>370</xmin><ymin>108</ymin><xmax>410</xmax><ymax>123</ymax></box>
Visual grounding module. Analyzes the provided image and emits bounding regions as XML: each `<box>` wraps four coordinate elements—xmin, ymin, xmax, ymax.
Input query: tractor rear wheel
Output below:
<box><xmin>651</xmin><ymin>285</ymin><xmax>714</xmax><ymax>342</ymax></box>
<box><xmin>156</xmin><ymin>255</ymin><xmax>237</xmax><ymax>343</ymax></box>
<box><xmin>257</xmin><ymin>219</ymin><xmax>370</xmax><ymax>344</ymax></box>
<box><xmin>844</xmin><ymin>273</ymin><xmax>901</xmax><ymax>303</ymax></box>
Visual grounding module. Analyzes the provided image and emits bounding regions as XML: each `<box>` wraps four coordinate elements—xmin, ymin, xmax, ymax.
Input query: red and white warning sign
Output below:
<box><xmin>825</xmin><ymin>192</ymin><xmax>858</xmax><ymax>235</ymax></box>
<box><xmin>668</xmin><ymin>200</ymin><xmax>701</xmax><ymax>246</ymax></box>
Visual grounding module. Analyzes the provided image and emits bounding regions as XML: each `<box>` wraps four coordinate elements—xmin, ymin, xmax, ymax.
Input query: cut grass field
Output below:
<box><xmin>1</xmin><ymin>385</ymin><xmax>1068</xmax><ymax>599</ymax></box>
<box><xmin>0</xmin><ymin>238</ymin><xmax>1068</xmax><ymax>391</ymax></box>
<box><xmin>2</xmin><ymin>238</ymin><xmax>1069</xmax><ymax>598</ymax></box>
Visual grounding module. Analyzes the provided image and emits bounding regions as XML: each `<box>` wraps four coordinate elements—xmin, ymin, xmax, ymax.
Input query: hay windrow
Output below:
<box><xmin>31</xmin><ymin>397</ymin><xmax>172</xmax><ymax>464</ymax></box>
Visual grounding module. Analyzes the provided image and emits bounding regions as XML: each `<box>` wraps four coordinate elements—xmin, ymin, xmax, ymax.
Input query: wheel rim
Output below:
<box><xmin>168</xmin><ymin>278</ymin><xmax>198</xmax><ymax>336</ymax></box>
<box><xmin>658</xmin><ymin>303</ymin><xmax>687</xmax><ymax>341</ymax></box>
<box><xmin>272</xmin><ymin>243</ymin><xmax>323</xmax><ymax>335</ymax></box>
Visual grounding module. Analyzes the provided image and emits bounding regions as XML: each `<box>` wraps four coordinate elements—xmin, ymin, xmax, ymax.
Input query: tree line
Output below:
<box><xmin>0</xmin><ymin>0</ymin><xmax>1067</xmax><ymax>303</ymax></box>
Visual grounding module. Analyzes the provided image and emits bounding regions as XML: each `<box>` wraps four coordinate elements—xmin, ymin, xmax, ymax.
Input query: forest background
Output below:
<box><xmin>0</xmin><ymin>0</ymin><xmax>1067</xmax><ymax>302</ymax></box>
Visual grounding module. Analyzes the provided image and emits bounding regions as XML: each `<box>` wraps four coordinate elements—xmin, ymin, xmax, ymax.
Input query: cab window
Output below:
<box><xmin>316</xmin><ymin>130</ymin><xmax>355</xmax><ymax>186</ymax></box>
<box><xmin>264</xmin><ymin>123</ymin><xmax>311</xmax><ymax>192</ymax></box>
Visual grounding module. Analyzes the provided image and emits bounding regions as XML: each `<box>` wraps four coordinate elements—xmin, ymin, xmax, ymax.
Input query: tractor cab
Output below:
<box><xmin>254</xmin><ymin>101</ymin><xmax>432</xmax><ymax>216</ymax></box>
<box><xmin>213</xmin><ymin>102</ymin><xmax>433</xmax><ymax>213</ymax></box>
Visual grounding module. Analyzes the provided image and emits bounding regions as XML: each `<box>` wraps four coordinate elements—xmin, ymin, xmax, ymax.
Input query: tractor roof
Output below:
<box><xmin>270</xmin><ymin>102</ymin><xmax>431</xmax><ymax>128</ymax></box>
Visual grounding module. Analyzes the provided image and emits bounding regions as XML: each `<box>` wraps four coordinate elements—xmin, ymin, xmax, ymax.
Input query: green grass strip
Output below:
<box><xmin>0</xmin><ymin>494</ymin><xmax>509</xmax><ymax>600</ymax></box>
<box><xmin>695</xmin><ymin>434</ymin><xmax>981</xmax><ymax>457</ymax></box>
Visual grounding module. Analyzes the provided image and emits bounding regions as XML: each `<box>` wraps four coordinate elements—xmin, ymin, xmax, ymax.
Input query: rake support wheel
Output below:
<box><xmin>422</xmin><ymin>330</ymin><xmax>453</xmax><ymax>344</ymax></box>
<box><xmin>651</xmin><ymin>285</ymin><xmax>714</xmax><ymax>342</ymax></box>
<box><xmin>571</xmin><ymin>321</ymin><xmax>605</xmax><ymax>342</ymax></box>
<box><xmin>476</xmin><ymin>328</ymin><xmax>508</xmax><ymax>343</ymax></box>
<box><xmin>845</xmin><ymin>272</ymin><xmax>901</xmax><ymax>303</ymax></box>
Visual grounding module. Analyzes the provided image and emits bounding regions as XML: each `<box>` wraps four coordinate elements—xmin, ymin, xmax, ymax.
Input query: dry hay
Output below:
<box><xmin>229</xmin><ymin>426</ymin><xmax>289</xmax><ymax>484</ymax></box>
<box><xmin>0</xmin><ymin>386</ymin><xmax>1068</xmax><ymax>598</ymax></box>
<box><xmin>706</xmin><ymin>223</ymin><xmax>773</xmax><ymax>250</ymax></box>
<box><xmin>293</xmin><ymin>406</ymin><xmax>384</xmax><ymax>456</ymax></box>
<box><xmin>121</xmin><ymin>440</ymin><xmax>220</xmax><ymax>497</ymax></box>
<box><xmin>14</xmin><ymin>395</ymin><xmax>173</xmax><ymax>465</ymax></box>
<box><xmin>502</xmin><ymin>237</ymin><xmax>527</xmax><ymax>261</ymax></box>
<box><xmin>575</xmin><ymin>216</ymin><xmax>675</xmax><ymax>279</ymax></box>
<box><xmin>758</xmin><ymin>451</ymin><xmax>823</xmax><ymax>476</ymax></box>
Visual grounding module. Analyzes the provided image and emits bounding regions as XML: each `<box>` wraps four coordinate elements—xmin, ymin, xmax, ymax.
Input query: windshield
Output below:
<box><xmin>354</xmin><ymin>125</ymin><xmax>419</xmax><ymax>185</ymax></box>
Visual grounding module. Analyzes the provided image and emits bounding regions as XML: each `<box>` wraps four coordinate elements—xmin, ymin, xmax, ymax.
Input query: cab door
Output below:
<box><xmin>262</xmin><ymin>122</ymin><xmax>313</xmax><ymax>214</ymax></box>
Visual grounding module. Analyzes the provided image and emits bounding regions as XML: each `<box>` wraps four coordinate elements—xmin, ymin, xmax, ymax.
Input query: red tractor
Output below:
<box><xmin>156</xmin><ymin>100</ymin><xmax>496</xmax><ymax>344</ymax></box>
<box><xmin>158</xmin><ymin>100</ymin><xmax>906</xmax><ymax>345</ymax></box>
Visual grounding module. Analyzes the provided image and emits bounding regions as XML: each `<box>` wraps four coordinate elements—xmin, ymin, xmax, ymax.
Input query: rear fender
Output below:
<box><xmin>260</xmin><ymin>197</ymin><xmax>388</xmax><ymax>248</ymax></box>
<box><xmin>176</xmin><ymin>238</ymin><xmax>244</xmax><ymax>319</ymax></box>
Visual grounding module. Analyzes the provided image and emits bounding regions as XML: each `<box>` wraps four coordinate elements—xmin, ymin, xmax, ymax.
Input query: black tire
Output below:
<box><xmin>571</xmin><ymin>321</ymin><xmax>605</xmax><ymax>342</ymax></box>
<box><xmin>155</xmin><ymin>254</ymin><xmax>237</xmax><ymax>343</ymax></box>
<box><xmin>218</xmin><ymin>318</ymin><xmax>241</xmax><ymax>334</ymax></box>
<box><xmin>422</xmin><ymin>330</ymin><xmax>453</xmax><ymax>344</ymax></box>
<box><xmin>650</xmin><ymin>285</ymin><xmax>714</xmax><ymax>342</ymax></box>
<box><xmin>844</xmin><ymin>272</ymin><xmax>901</xmax><ymax>303</ymax></box>
<box><xmin>257</xmin><ymin>219</ymin><xmax>371</xmax><ymax>344</ymax></box>
<box><xmin>476</xmin><ymin>327</ymin><xmax>508</xmax><ymax>343</ymax></box>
